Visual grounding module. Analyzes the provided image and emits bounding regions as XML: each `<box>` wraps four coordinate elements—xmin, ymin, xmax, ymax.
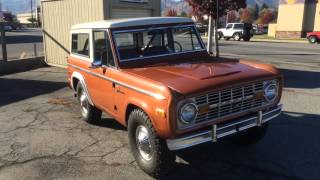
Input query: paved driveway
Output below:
<box><xmin>0</xmin><ymin>61</ymin><xmax>319</xmax><ymax>180</ymax></box>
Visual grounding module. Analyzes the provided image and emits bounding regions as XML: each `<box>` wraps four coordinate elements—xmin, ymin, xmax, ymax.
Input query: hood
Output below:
<box><xmin>123</xmin><ymin>60</ymin><xmax>278</xmax><ymax>96</ymax></box>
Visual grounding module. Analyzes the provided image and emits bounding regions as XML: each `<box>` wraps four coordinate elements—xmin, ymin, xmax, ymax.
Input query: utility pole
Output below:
<box><xmin>214</xmin><ymin>0</ymin><xmax>220</xmax><ymax>57</ymax></box>
<box><xmin>1</xmin><ymin>23</ymin><xmax>7</xmax><ymax>62</ymax></box>
<box><xmin>31</xmin><ymin>0</ymin><xmax>34</xmax><ymax>28</ymax></box>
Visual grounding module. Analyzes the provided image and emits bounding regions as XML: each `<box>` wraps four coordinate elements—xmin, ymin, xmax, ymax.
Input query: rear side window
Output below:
<box><xmin>234</xmin><ymin>24</ymin><xmax>244</xmax><ymax>29</ymax></box>
<box><xmin>72</xmin><ymin>33</ymin><xmax>90</xmax><ymax>57</ymax></box>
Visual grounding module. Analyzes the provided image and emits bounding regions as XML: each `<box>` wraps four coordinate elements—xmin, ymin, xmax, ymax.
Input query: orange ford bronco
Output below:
<box><xmin>67</xmin><ymin>17</ymin><xmax>283</xmax><ymax>177</ymax></box>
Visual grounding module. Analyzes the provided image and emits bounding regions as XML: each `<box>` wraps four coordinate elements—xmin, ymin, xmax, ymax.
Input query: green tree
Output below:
<box><xmin>260</xmin><ymin>3</ymin><xmax>269</xmax><ymax>11</ymax></box>
<box><xmin>180</xmin><ymin>11</ymin><xmax>188</xmax><ymax>17</ymax></box>
<box><xmin>253</xmin><ymin>3</ymin><xmax>260</xmax><ymax>20</ymax></box>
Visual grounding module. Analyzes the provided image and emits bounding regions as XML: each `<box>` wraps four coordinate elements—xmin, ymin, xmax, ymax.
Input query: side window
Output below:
<box><xmin>72</xmin><ymin>33</ymin><xmax>90</xmax><ymax>57</ymax></box>
<box><xmin>226</xmin><ymin>24</ymin><xmax>233</xmax><ymax>29</ymax></box>
<box><xmin>93</xmin><ymin>31</ymin><xmax>115</xmax><ymax>67</ymax></box>
<box><xmin>234</xmin><ymin>24</ymin><xmax>244</xmax><ymax>29</ymax></box>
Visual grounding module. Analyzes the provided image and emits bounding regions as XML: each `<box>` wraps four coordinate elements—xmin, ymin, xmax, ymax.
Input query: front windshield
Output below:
<box><xmin>113</xmin><ymin>25</ymin><xmax>204</xmax><ymax>62</ymax></box>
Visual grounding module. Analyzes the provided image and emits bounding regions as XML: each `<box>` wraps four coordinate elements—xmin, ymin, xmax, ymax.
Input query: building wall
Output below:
<box><xmin>42</xmin><ymin>0</ymin><xmax>161</xmax><ymax>66</ymax></box>
<box><xmin>275</xmin><ymin>0</ymin><xmax>320</xmax><ymax>38</ymax></box>
<box><xmin>105</xmin><ymin>0</ymin><xmax>161</xmax><ymax>18</ymax></box>
<box><xmin>17</xmin><ymin>12</ymin><xmax>36</xmax><ymax>24</ymax></box>
<box><xmin>276</xmin><ymin>3</ymin><xmax>306</xmax><ymax>38</ymax></box>
<box><xmin>314</xmin><ymin>2</ymin><xmax>320</xmax><ymax>31</ymax></box>
<box><xmin>42</xmin><ymin>0</ymin><xmax>105</xmax><ymax>66</ymax></box>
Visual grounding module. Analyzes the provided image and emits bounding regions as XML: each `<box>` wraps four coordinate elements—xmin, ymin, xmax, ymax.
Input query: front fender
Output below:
<box><xmin>125</xmin><ymin>96</ymin><xmax>171</xmax><ymax>138</ymax></box>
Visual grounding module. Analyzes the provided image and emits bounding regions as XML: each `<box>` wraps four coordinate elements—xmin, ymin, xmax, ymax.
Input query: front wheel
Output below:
<box><xmin>308</xmin><ymin>36</ymin><xmax>318</xmax><ymax>44</ymax></box>
<box><xmin>128</xmin><ymin>109</ymin><xmax>175</xmax><ymax>177</ymax></box>
<box><xmin>230</xmin><ymin>123</ymin><xmax>269</xmax><ymax>145</ymax></box>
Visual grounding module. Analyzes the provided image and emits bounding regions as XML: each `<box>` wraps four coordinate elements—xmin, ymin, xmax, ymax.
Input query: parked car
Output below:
<box><xmin>218</xmin><ymin>23</ymin><xmax>254</xmax><ymax>41</ymax></box>
<box><xmin>68</xmin><ymin>17</ymin><xmax>283</xmax><ymax>177</ymax></box>
<box><xmin>4</xmin><ymin>25</ymin><xmax>12</xmax><ymax>31</ymax></box>
<box><xmin>307</xmin><ymin>31</ymin><xmax>320</xmax><ymax>44</ymax></box>
<box><xmin>253</xmin><ymin>24</ymin><xmax>264</xmax><ymax>35</ymax></box>
<box><xmin>195</xmin><ymin>22</ymin><xmax>207</xmax><ymax>34</ymax></box>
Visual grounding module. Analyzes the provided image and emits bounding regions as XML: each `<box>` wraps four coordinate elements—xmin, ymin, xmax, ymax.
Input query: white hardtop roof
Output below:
<box><xmin>72</xmin><ymin>17</ymin><xmax>194</xmax><ymax>30</ymax></box>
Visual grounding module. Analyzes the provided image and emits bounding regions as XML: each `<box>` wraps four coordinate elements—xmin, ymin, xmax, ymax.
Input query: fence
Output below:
<box><xmin>0</xmin><ymin>24</ymin><xmax>44</xmax><ymax>62</ymax></box>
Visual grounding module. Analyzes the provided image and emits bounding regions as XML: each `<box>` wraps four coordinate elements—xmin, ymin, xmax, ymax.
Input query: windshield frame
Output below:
<box><xmin>111</xmin><ymin>24</ymin><xmax>206</xmax><ymax>63</ymax></box>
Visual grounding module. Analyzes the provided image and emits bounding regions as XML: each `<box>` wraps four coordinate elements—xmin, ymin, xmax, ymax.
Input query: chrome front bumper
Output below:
<box><xmin>167</xmin><ymin>104</ymin><xmax>282</xmax><ymax>151</ymax></box>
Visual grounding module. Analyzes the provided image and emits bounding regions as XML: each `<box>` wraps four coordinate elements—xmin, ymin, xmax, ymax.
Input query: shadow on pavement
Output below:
<box><xmin>280</xmin><ymin>68</ymin><xmax>320</xmax><ymax>89</ymax></box>
<box><xmin>162</xmin><ymin>111</ymin><xmax>320</xmax><ymax>180</ymax></box>
<box><xmin>92</xmin><ymin>117</ymin><xmax>127</xmax><ymax>131</ymax></box>
<box><xmin>0</xmin><ymin>78</ymin><xmax>66</xmax><ymax>107</ymax></box>
<box><xmin>0</xmin><ymin>58</ymin><xmax>47</xmax><ymax>76</ymax></box>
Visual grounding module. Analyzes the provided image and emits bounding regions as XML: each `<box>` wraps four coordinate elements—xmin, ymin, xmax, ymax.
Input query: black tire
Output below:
<box><xmin>230</xmin><ymin>123</ymin><xmax>269</xmax><ymax>145</ymax></box>
<box><xmin>217</xmin><ymin>32</ymin><xmax>223</xmax><ymax>40</ymax></box>
<box><xmin>308</xmin><ymin>36</ymin><xmax>318</xmax><ymax>44</ymax></box>
<box><xmin>233</xmin><ymin>33</ymin><xmax>241</xmax><ymax>41</ymax></box>
<box><xmin>128</xmin><ymin>109</ymin><xmax>175</xmax><ymax>177</ymax></box>
<box><xmin>76</xmin><ymin>83</ymin><xmax>102</xmax><ymax>123</ymax></box>
<box><xmin>243</xmin><ymin>37</ymin><xmax>251</xmax><ymax>42</ymax></box>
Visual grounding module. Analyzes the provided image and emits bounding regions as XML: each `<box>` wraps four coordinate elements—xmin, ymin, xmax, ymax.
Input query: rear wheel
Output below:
<box><xmin>230</xmin><ymin>123</ymin><xmax>269</xmax><ymax>145</ymax></box>
<box><xmin>233</xmin><ymin>33</ymin><xmax>241</xmax><ymax>41</ymax></box>
<box><xmin>308</xmin><ymin>36</ymin><xmax>318</xmax><ymax>44</ymax></box>
<box><xmin>128</xmin><ymin>109</ymin><xmax>175</xmax><ymax>177</ymax></box>
<box><xmin>76</xmin><ymin>83</ymin><xmax>102</xmax><ymax>123</ymax></box>
<box><xmin>243</xmin><ymin>37</ymin><xmax>251</xmax><ymax>42</ymax></box>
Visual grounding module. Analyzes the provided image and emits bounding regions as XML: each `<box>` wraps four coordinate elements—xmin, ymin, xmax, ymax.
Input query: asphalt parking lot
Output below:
<box><xmin>0</xmin><ymin>41</ymin><xmax>320</xmax><ymax>180</ymax></box>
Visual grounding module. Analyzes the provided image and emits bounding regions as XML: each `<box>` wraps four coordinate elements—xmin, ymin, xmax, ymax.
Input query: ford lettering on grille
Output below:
<box><xmin>195</xmin><ymin>82</ymin><xmax>265</xmax><ymax>123</ymax></box>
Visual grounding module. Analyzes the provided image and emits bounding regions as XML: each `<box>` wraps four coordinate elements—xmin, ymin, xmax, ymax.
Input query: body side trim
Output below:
<box><xmin>68</xmin><ymin>64</ymin><xmax>166</xmax><ymax>100</ymax></box>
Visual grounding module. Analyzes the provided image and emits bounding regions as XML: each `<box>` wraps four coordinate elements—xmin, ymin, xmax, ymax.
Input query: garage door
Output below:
<box><xmin>111</xmin><ymin>8</ymin><xmax>152</xmax><ymax>19</ymax></box>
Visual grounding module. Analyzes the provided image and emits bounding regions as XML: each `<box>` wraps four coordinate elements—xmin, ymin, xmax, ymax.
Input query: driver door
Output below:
<box><xmin>225</xmin><ymin>24</ymin><xmax>234</xmax><ymax>37</ymax></box>
<box><xmin>87</xmin><ymin>30</ymin><xmax>116</xmax><ymax>115</ymax></box>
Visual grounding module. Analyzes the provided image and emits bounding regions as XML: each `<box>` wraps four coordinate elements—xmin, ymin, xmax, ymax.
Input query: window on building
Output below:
<box><xmin>93</xmin><ymin>31</ymin><xmax>115</xmax><ymax>67</ymax></box>
<box><xmin>71</xmin><ymin>33</ymin><xmax>90</xmax><ymax>57</ymax></box>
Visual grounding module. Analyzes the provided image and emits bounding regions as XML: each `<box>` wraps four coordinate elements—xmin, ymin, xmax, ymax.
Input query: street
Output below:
<box><xmin>0</xmin><ymin>36</ymin><xmax>320</xmax><ymax>179</ymax></box>
<box><xmin>219</xmin><ymin>40</ymin><xmax>320</xmax><ymax>68</ymax></box>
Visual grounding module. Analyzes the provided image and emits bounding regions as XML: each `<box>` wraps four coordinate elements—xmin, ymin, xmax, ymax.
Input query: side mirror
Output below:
<box><xmin>89</xmin><ymin>60</ymin><xmax>102</xmax><ymax>69</ymax></box>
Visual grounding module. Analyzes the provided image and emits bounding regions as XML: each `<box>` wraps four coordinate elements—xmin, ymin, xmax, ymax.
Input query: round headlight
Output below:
<box><xmin>264</xmin><ymin>81</ymin><xmax>278</xmax><ymax>103</ymax></box>
<box><xmin>179</xmin><ymin>103</ymin><xmax>198</xmax><ymax>124</ymax></box>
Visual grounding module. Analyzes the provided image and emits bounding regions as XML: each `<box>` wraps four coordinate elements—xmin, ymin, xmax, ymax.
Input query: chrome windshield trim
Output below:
<box><xmin>111</xmin><ymin>25</ymin><xmax>206</xmax><ymax>63</ymax></box>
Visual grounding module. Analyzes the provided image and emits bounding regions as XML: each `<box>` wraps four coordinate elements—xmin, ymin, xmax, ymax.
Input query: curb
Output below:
<box><xmin>201</xmin><ymin>36</ymin><xmax>308</xmax><ymax>44</ymax></box>
<box><xmin>0</xmin><ymin>57</ymin><xmax>47</xmax><ymax>76</ymax></box>
<box><xmin>251</xmin><ymin>39</ymin><xmax>308</xmax><ymax>44</ymax></box>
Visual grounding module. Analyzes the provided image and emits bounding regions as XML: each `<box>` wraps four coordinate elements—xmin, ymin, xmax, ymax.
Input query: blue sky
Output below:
<box><xmin>0</xmin><ymin>0</ymin><xmax>38</xmax><ymax>14</ymax></box>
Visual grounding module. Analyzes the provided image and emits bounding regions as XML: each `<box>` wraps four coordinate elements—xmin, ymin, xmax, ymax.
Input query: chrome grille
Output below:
<box><xmin>195</xmin><ymin>82</ymin><xmax>265</xmax><ymax>123</ymax></box>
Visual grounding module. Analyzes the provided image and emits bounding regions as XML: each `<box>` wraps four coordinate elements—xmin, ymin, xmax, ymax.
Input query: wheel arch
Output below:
<box><xmin>125</xmin><ymin>102</ymin><xmax>155</xmax><ymax>127</ymax></box>
<box><xmin>71</xmin><ymin>71</ymin><xmax>94</xmax><ymax>105</ymax></box>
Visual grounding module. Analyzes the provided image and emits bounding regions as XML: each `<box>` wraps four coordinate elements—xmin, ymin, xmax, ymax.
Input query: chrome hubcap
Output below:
<box><xmin>79</xmin><ymin>90</ymin><xmax>88</xmax><ymax>117</ymax></box>
<box><xmin>136</xmin><ymin>125</ymin><xmax>152</xmax><ymax>161</ymax></box>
